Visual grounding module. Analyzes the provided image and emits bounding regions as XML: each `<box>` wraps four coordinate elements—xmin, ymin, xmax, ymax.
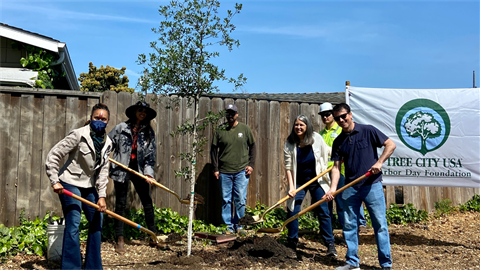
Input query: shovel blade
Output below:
<box><xmin>256</xmin><ymin>228</ymin><xmax>282</xmax><ymax>234</ymax></box>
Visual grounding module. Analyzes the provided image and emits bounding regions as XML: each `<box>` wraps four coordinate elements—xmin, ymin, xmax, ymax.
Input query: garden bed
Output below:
<box><xmin>3</xmin><ymin>211</ymin><xmax>479</xmax><ymax>270</ymax></box>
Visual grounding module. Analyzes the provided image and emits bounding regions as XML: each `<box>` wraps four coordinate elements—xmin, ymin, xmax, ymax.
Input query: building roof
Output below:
<box><xmin>0</xmin><ymin>23</ymin><xmax>79</xmax><ymax>90</ymax></box>
<box><xmin>0</xmin><ymin>68</ymin><xmax>36</xmax><ymax>87</ymax></box>
<box><xmin>203</xmin><ymin>92</ymin><xmax>346</xmax><ymax>104</ymax></box>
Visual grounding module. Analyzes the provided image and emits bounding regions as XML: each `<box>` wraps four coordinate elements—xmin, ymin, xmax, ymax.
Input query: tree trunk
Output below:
<box><xmin>186</xmin><ymin>96</ymin><xmax>199</xmax><ymax>256</ymax></box>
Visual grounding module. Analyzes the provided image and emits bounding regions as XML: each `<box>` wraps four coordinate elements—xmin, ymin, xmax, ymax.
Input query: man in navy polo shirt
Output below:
<box><xmin>323</xmin><ymin>103</ymin><xmax>396</xmax><ymax>270</ymax></box>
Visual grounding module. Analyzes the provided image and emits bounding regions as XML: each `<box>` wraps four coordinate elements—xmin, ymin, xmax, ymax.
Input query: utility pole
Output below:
<box><xmin>474</xmin><ymin>71</ymin><xmax>477</xmax><ymax>88</ymax></box>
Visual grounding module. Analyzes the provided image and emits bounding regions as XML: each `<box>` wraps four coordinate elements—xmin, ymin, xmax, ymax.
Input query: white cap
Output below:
<box><xmin>319</xmin><ymin>102</ymin><xmax>333</xmax><ymax>114</ymax></box>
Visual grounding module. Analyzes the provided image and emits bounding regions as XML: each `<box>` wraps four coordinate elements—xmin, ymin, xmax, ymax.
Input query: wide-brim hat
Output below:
<box><xmin>126</xmin><ymin>101</ymin><xmax>157</xmax><ymax>121</ymax></box>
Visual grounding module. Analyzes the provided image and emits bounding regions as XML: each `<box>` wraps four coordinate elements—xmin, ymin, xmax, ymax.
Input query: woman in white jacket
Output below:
<box><xmin>283</xmin><ymin>114</ymin><xmax>336</xmax><ymax>256</ymax></box>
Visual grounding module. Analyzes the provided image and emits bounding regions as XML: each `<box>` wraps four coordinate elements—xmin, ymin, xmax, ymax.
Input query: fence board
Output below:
<box><xmin>65</xmin><ymin>97</ymin><xmax>80</xmax><ymax>134</ymax></box>
<box><xmin>5</xmin><ymin>95</ymin><xmax>21</xmax><ymax>226</ymax></box>
<box><xmin>146</xmin><ymin>93</ymin><xmax>159</xmax><ymax>204</ymax></box>
<box><xmin>256</xmin><ymin>101</ymin><xmax>269</xmax><ymax>206</ymax></box>
<box><xmin>0</xmin><ymin>94</ymin><xmax>8</xmax><ymax>223</ymax></box>
<box><xmin>40</xmin><ymin>96</ymin><xmax>63</xmax><ymax>217</ymax></box>
<box><xmin>246</xmin><ymin>99</ymin><xmax>258</xmax><ymax>207</ymax></box>
<box><xmin>17</xmin><ymin>95</ymin><xmax>34</xmax><ymax>221</ymax></box>
<box><xmin>268</xmin><ymin>101</ymin><xmax>281</xmax><ymax>206</ymax></box>
<box><xmin>154</xmin><ymin>95</ymin><xmax>170</xmax><ymax>209</ymax></box>
<box><xmin>279</xmin><ymin>102</ymin><xmax>291</xmax><ymax>207</ymax></box>
<box><xmin>195</xmin><ymin>97</ymin><xmax>212</xmax><ymax>222</ymax></box>
<box><xmin>30</xmin><ymin>97</ymin><xmax>44</xmax><ymax>218</ymax></box>
<box><xmin>385</xmin><ymin>186</ymin><xmax>395</xmax><ymax>207</ymax></box>
<box><xmin>210</xmin><ymin>98</ymin><xmax>224</xmax><ymax>224</ymax></box>
<box><xmin>168</xmin><ymin>96</ymin><xmax>182</xmax><ymax>213</ymax></box>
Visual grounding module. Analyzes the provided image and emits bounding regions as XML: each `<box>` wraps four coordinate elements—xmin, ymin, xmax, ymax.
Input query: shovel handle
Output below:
<box><xmin>261</xmin><ymin>166</ymin><xmax>334</xmax><ymax>218</ymax></box>
<box><xmin>62</xmin><ymin>189</ymin><xmax>158</xmax><ymax>243</ymax></box>
<box><xmin>109</xmin><ymin>158</ymin><xmax>178</xmax><ymax>196</ymax></box>
<box><xmin>282</xmin><ymin>171</ymin><xmax>373</xmax><ymax>230</ymax></box>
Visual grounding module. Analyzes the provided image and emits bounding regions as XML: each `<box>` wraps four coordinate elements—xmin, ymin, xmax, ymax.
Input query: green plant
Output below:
<box><xmin>434</xmin><ymin>198</ymin><xmax>456</xmax><ymax>217</ymax></box>
<box><xmin>459</xmin><ymin>194</ymin><xmax>480</xmax><ymax>212</ymax></box>
<box><xmin>78</xmin><ymin>62</ymin><xmax>134</xmax><ymax>92</ymax></box>
<box><xmin>0</xmin><ymin>210</ymin><xmax>61</xmax><ymax>262</ymax></box>
<box><xmin>11</xmin><ymin>41</ymin><xmax>65</xmax><ymax>89</ymax></box>
<box><xmin>101</xmin><ymin>206</ymin><xmax>228</xmax><ymax>241</ymax></box>
<box><xmin>244</xmin><ymin>202</ymin><xmax>321</xmax><ymax>237</ymax></box>
<box><xmin>386</xmin><ymin>203</ymin><xmax>428</xmax><ymax>225</ymax></box>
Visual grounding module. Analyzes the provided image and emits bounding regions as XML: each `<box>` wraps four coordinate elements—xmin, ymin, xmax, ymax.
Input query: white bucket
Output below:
<box><xmin>47</xmin><ymin>224</ymin><xmax>65</xmax><ymax>261</ymax></box>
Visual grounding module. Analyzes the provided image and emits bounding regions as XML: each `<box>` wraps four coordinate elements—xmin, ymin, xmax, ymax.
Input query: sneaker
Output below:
<box><xmin>335</xmin><ymin>264</ymin><xmax>360</xmax><ymax>270</ymax></box>
<box><xmin>381</xmin><ymin>267</ymin><xmax>392</xmax><ymax>270</ymax></box>
<box><xmin>326</xmin><ymin>242</ymin><xmax>337</xmax><ymax>257</ymax></box>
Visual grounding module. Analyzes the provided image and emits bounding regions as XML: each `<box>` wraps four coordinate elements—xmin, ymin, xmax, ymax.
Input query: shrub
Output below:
<box><xmin>385</xmin><ymin>203</ymin><xmax>428</xmax><ymax>225</ymax></box>
<box><xmin>434</xmin><ymin>198</ymin><xmax>456</xmax><ymax>217</ymax></box>
<box><xmin>459</xmin><ymin>194</ymin><xmax>480</xmax><ymax>212</ymax></box>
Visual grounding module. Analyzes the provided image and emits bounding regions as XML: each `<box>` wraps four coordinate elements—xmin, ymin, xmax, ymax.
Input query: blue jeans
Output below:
<box><xmin>59</xmin><ymin>181</ymin><xmax>103</xmax><ymax>270</ymax></box>
<box><xmin>342</xmin><ymin>182</ymin><xmax>392</xmax><ymax>268</ymax></box>
<box><xmin>287</xmin><ymin>182</ymin><xmax>334</xmax><ymax>245</ymax></box>
<box><xmin>219</xmin><ymin>170</ymin><xmax>249</xmax><ymax>232</ymax></box>
<box><xmin>333</xmin><ymin>174</ymin><xmax>367</xmax><ymax>228</ymax></box>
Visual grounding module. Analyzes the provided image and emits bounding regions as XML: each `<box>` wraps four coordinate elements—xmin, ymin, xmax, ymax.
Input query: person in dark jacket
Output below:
<box><xmin>108</xmin><ymin>101</ymin><xmax>157</xmax><ymax>254</ymax></box>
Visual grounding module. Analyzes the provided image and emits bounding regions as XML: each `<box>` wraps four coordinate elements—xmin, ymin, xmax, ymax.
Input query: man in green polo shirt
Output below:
<box><xmin>319</xmin><ymin>102</ymin><xmax>367</xmax><ymax>233</ymax></box>
<box><xmin>211</xmin><ymin>103</ymin><xmax>256</xmax><ymax>234</ymax></box>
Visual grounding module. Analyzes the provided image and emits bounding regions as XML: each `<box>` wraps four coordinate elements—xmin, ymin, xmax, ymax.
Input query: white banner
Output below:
<box><xmin>347</xmin><ymin>86</ymin><xmax>480</xmax><ymax>188</ymax></box>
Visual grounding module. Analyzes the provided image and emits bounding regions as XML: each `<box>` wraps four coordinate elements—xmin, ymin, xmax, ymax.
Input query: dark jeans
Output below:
<box><xmin>59</xmin><ymin>181</ymin><xmax>103</xmax><ymax>270</ymax></box>
<box><xmin>114</xmin><ymin>162</ymin><xmax>156</xmax><ymax>237</ymax></box>
<box><xmin>287</xmin><ymin>182</ymin><xmax>334</xmax><ymax>245</ymax></box>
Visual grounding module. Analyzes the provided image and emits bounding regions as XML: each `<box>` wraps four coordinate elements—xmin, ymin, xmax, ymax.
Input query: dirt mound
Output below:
<box><xmin>238</xmin><ymin>214</ymin><xmax>256</xmax><ymax>226</ymax></box>
<box><xmin>166</xmin><ymin>232</ymin><xmax>182</xmax><ymax>242</ymax></box>
<box><xmin>193</xmin><ymin>235</ymin><xmax>297</xmax><ymax>268</ymax></box>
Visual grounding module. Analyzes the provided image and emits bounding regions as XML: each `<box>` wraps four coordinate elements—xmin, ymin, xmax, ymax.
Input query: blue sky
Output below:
<box><xmin>1</xmin><ymin>0</ymin><xmax>478</xmax><ymax>93</ymax></box>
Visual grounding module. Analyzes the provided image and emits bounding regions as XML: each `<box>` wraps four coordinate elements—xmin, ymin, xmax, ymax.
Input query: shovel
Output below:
<box><xmin>109</xmin><ymin>158</ymin><xmax>203</xmax><ymax>205</ymax></box>
<box><xmin>61</xmin><ymin>189</ymin><xmax>180</xmax><ymax>245</ymax></box>
<box><xmin>256</xmin><ymin>171</ymin><xmax>373</xmax><ymax>234</ymax></box>
<box><xmin>248</xmin><ymin>166</ymin><xmax>333</xmax><ymax>225</ymax></box>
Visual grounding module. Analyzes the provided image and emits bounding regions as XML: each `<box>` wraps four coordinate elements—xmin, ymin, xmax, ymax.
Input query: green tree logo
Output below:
<box><xmin>396</xmin><ymin>99</ymin><xmax>450</xmax><ymax>156</ymax></box>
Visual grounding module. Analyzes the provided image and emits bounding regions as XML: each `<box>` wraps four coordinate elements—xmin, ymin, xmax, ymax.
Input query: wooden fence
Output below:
<box><xmin>0</xmin><ymin>87</ymin><xmax>478</xmax><ymax>227</ymax></box>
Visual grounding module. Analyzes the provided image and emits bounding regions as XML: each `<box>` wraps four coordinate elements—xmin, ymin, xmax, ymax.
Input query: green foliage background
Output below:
<box><xmin>78</xmin><ymin>62</ymin><xmax>134</xmax><ymax>93</ymax></box>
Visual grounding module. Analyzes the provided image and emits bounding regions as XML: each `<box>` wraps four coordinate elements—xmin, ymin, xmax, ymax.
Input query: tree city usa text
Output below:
<box><xmin>384</xmin><ymin>157</ymin><xmax>471</xmax><ymax>178</ymax></box>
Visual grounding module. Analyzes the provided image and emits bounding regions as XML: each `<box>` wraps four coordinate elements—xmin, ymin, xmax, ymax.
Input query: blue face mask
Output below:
<box><xmin>90</xmin><ymin>120</ymin><xmax>107</xmax><ymax>133</ymax></box>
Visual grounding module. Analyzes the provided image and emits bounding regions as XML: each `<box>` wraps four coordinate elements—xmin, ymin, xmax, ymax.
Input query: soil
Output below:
<box><xmin>239</xmin><ymin>214</ymin><xmax>256</xmax><ymax>226</ymax></box>
<box><xmin>3</xmin><ymin>211</ymin><xmax>480</xmax><ymax>270</ymax></box>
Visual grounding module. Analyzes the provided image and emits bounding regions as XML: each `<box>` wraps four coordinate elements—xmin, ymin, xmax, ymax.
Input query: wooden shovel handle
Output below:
<box><xmin>62</xmin><ymin>189</ymin><xmax>157</xmax><ymax>242</ymax></box>
<box><xmin>262</xmin><ymin>166</ymin><xmax>333</xmax><ymax>216</ymax></box>
<box><xmin>109</xmin><ymin>158</ymin><xmax>178</xmax><ymax>196</ymax></box>
<box><xmin>282</xmin><ymin>171</ymin><xmax>373</xmax><ymax>229</ymax></box>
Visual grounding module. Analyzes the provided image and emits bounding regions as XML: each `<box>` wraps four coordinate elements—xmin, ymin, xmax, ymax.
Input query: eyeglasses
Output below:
<box><xmin>320</xmin><ymin>112</ymin><xmax>332</xmax><ymax>118</ymax></box>
<box><xmin>137</xmin><ymin>108</ymin><xmax>147</xmax><ymax>113</ymax></box>
<box><xmin>334</xmin><ymin>113</ymin><xmax>349</xmax><ymax>122</ymax></box>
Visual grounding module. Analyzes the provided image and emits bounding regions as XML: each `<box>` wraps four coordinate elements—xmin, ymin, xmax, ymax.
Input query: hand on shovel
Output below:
<box><xmin>52</xmin><ymin>183</ymin><xmax>64</xmax><ymax>194</ymax></box>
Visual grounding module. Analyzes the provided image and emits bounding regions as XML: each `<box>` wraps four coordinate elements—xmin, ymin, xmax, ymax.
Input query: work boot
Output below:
<box><xmin>115</xmin><ymin>236</ymin><xmax>125</xmax><ymax>255</ymax></box>
<box><xmin>286</xmin><ymin>238</ymin><xmax>298</xmax><ymax>251</ymax></box>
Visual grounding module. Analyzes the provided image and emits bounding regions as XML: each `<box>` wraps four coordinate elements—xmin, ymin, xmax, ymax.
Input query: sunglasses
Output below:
<box><xmin>320</xmin><ymin>112</ymin><xmax>332</xmax><ymax>118</ymax></box>
<box><xmin>334</xmin><ymin>113</ymin><xmax>349</xmax><ymax>122</ymax></box>
<box><xmin>137</xmin><ymin>108</ymin><xmax>147</xmax><ymax>113</ymax></box>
